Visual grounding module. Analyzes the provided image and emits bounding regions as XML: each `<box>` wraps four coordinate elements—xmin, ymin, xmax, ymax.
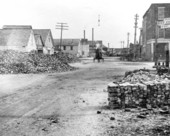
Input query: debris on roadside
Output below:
<box><xmin>53</xmin><ymin>51</ymin><xmax>80</xmax><ymax>63</ymax></box>
<box><xmin>0</xmin><ymin>50</ymin><xmax>79</xmax><ymax>74</ymax></box>
<box><xmin>124</xmin><ymin>108</ymin><xmax>131</xmax><ymax>112</ymax></box>
<box><xmin>159</xmin><ymin>109</ymin><xmax>169</xmax><ymax>115</ymax></box>
<box><xmin>110</xmin><ymin>117</ymin><xmax>115</xmax><ymax>120</ymax></box>
<box><xmin>42</xmin><ymin>127</ymin><xmax>48</xmax><ymax>132</ymax></box>
<box><xmin>110</xmin><ymin>126</ymin><xmax>115</xmax><ymax>128</ymax></box>
<box><xmin>107</xmin><ymin>69</ymin><xmax>170</xmax><ymax>110</ymax></box>
<box><xmin>149</xmin><ymin>125</ymin><xmax>170</xmax><ymax>135</ymax></box>
<box><xmin>97</xmin><ymin>111</ymin><xmax>102</xmax><ymax>114</ymax></box>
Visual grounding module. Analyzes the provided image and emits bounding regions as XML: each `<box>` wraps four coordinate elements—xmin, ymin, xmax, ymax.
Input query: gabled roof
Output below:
<box><xmin>34</xmin><ymin>34</ymin><xmax>44</xmax><ymax>49</ymax></box>
<box><xmin>33</xmin><ymin>29</ymin><xmax>51</xmax><ymax>44</ymax></box>
<box><xmin>54</xmin><ymin>39</ymin><xmax>80</xmax><ymax>46</ymax></box>
<box><xmin>0</xmin><ymin>26</ymin><xmax>32</xmax><ymax>47</ymax></box>
<box><xmin>3</xmin><ymin>25</ymin><xmax>32</xmax><ymax>29</ymax></box>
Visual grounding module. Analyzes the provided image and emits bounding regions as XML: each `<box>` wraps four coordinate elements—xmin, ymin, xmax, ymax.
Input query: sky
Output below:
<box><xmin>0</xmin><ymin>0</ymin><xmax>170</xmax><ymax>48</ymax></box>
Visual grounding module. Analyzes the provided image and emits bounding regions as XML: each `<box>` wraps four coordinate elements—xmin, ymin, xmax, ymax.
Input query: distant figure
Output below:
<box><xmin>93</xmin><ymin>48</ymin><xmax>104</xmax><ymax>62</ymax></box>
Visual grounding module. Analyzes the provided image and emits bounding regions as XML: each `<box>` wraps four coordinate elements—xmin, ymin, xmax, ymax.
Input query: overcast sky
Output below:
<box><xmin>0</xmin><ymin>0</ymin><xmax>170</xmax><ymax>48</ymax></box>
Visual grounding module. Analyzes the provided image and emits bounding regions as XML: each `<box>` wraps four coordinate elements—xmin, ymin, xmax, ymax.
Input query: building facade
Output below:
<box><xmin>142</xmin><ymin>3</ymin><xmax>170</xmax><ymax>61</ymax></box>
<box><xmin>0</xmin><ymin>25</ymin><xmax>37</xmax><ymax>52</ymax></box>
<box><xmin>0</xmin><ymin>25</ymin><xmax>54</xmax><ymax>54</ymax></box>
<box><xmin>33</xmin><ymin>29</ymin><xmax>54</xmax><ymax>54</ymax></box>
<box><xmin>54</xmin><ymin>39</ymin><xmax>89</xmax><ymax>57</ymax></box>
<box><xmin>88</xmin><ymin>40</ymin><xmax>103</xmax><ymax>57</ymax></box>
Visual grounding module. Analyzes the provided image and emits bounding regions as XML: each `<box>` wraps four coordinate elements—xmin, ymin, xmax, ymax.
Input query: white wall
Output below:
<box><xmin>78</xmin><ymin>42</ymin><xmax>89</xmax><ymax>57</ymax></box>
<box><xmin>44</xmin><ymin>32</ymin><xmax>54</xmax><ymax>54</ymax></box>
<box><xmin>26</xmin><ymin>30</ymin><xmax>37</xmax><ymax>52</ymax></box>
<box><xmin>62</xmin><ymin>45</ymin><xmax>78</xmax><ymax>55</ymax></box>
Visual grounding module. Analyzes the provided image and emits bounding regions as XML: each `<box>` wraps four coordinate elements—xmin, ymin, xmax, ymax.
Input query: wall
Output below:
<box><xmin>142</xmin><ymin>4</ymin><xmax>170</xmax><ymax>61</ymax></box>
<box><xmin>145</xmin><ymin>44</ymin><xmax>152</xmax><ymax>61</ymax></box>
<box><xmin>143</xmin><ymin>4</ymin><xmax>170</xmax><ymax>42</ymax></box>
<box><xmin>78</xmin><ymin>39</ymin><xmax>89</xmax><ymax>57</ymax></box>
<box><xmin>44</xmin><ymin>32</ymin><xmax>54</xmax><ymax>54</ymax></box>
<box><xmin>82</xmin><ymin>44</ymin><xmax>89</xmax><ymax>57</ymax></box>
<box><xmin>62</xmin><ymin>45</ymin><xmax>78</xmax><ymax>55</ymax></box>
<box><xmin>26</xmin><ymin>31</ymin><xmax>37</xmax><ymax>52</ymax></box>
<box><xmin>108</xmin><ymin>81</ymin><xmax>170</xmax><ymax>109</ymax></box>
<box><xmin>0</xmin><ymin>31</ymin><xmax>36</xmax><ymax>52</ymax></box>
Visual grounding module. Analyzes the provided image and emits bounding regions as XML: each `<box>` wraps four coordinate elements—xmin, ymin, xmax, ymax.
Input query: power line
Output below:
<box><xmin>56</xmin><ymin>23</ymin><xmax>69</xmax><ymax>50</ymax></box>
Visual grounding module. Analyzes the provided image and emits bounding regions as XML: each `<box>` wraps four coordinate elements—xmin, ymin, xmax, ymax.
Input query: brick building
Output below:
<box><xmin>142</xmin><ymin>3</ymin><xmax>170</xmax><ymax>61</ymax></box>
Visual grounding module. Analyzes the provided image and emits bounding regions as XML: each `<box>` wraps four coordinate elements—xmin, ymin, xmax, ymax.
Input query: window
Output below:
<box><xmin>158</xmin><ymin>7</ymin><xmax>165</xmax><ymax>20</ymax></box>
<box><xmin>63</xmin><ymin>46</ymin><xmax>66</xmax><ymax>50</ymax></box>
<box><xmin>70</xmin><ymin>46</ymin><xmax>73</xmax><ymax>50</ymax></box>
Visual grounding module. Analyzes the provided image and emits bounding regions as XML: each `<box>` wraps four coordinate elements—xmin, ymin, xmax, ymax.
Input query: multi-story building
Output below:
<box><xmin>142</xmin><ymin>3</ymin><xmax>170</xmax><ymax>61</ymax></box>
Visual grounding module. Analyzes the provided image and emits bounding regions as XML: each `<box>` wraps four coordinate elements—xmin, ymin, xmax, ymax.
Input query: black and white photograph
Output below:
<box><xmin>0</xmin><ymin>0</ymin><xmax>170</xmax><ymax>135</ymax></box>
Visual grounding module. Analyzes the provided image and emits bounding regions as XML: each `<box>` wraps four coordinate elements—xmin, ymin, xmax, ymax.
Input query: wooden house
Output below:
<box><xmin>0</xmin><ymin>25</ymin><xmax>37</xmax><ymax>52</ymax></box>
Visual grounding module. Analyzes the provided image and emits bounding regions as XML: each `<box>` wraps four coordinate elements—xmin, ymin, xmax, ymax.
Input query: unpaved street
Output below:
<box><xmin>0</xmin><ymin>57</ymin><xmax>155</xmax><ymax>136</ymax></box>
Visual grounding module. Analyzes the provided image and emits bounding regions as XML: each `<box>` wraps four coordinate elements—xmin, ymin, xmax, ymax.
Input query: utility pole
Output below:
<box><xmin>122</xmin><ymin>41</ymin><xmax>124</xmax><ymax>48</ymax></box>
<box><xmin>127</xmin><ymin>32</ymin><xmax>130</xmax><ymax>48</ymax></box>
<box><xmin>134</xmin><ymin>14</ymin><xmax>139</xmax><ymax>45</ymax></box>
<box><xmin>83</xmin><ymin>30</ymin><xmax>86</xmax><ymax>39</ymax></box>
<box><xmin>92</xmin><ymin>28</ymin><xmax>94</xmax><ymax>49</ymax></box>
<box><xmin>120</xmin><ymin>41</ymin><xmax>122</xmax><ymax>48</ymax></box>
<box><xmin>56</xmin><ymin>23</ymin><xmax>68</xmax><ymax>50</ymax></box>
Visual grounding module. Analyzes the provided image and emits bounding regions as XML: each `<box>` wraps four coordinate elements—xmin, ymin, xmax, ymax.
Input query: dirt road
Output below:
<box><xmin>0</xmin><ymin>57</ymin><xmax>155</xmax><ymax>136</ymax></box>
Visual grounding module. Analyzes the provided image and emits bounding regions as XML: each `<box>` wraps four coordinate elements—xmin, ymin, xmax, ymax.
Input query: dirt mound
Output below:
<box><xmin>53</xmin><ymin>52</ymin><xmax>80</xmax><ymax>63</ymax></box>
<box><xmin>123</xmin><ymin>69</ymin><xmax>155</xmax><ymax>83</ymax></box>
<box><xmin>0</xmin><ymin>50</ymin><xmax>77</xmax><ymax>74</ymax></box>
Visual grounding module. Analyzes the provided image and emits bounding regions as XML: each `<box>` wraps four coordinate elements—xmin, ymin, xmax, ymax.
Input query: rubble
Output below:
<box><xmin>53</xmin><ymin>51</ymin><xmax>80</xmax><ymax>63</ymax></box>
<box><xmin>150</xmin><ymin>125</ymin><xmax>170</xmax><ymax>135</ymax></box>
<box><xmin>97</xmin><ymin>111</ymin><xmax>102</xmax><ymax>114</ymax></box>
<box><xmin>110</xmin><ymin>117</ymin><xmax>115</xmax><ymax>120</ymax></box>
<box><xmin>0</xmin><ymin>50</ymin><xmax>78</xmax><ymax>74</ymax></box>
<box><xmin>108</xmin><ymin>69</ymin><xmax>170</xmax><ymax>109</ymax></box>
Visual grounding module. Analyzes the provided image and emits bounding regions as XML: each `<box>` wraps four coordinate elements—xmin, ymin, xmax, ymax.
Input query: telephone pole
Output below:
<box><xmin>127</xmin><ymin>32</ymin><xmax>130</xmax><ymax>48</ymax></box>
<box><xmin>134</xmin><ymin>14</ymin><xmax>139</xmax><ymax>45</ymax></box>
<box><xmin>92</xmin><ymin>28</ymin><xmax>94</xmax><ymax>48</ymax></box>
<box><xmin>56</xmin><ymin>23</ymin><xmax>68</xmax><ymax>50</ymax></box>
<box><xmin>122</xmin><ymin>41</ymin><xmax>124</xmax><ymax>48</ymax></box>
<box><xmin>120</xmin><ymin>41</ymin><xmax>122</xmax><ymax>48</ymax></box>
<box><xmin>83</xmin><ymin>30</ymin><xmax>86</xmax><ymax>39</ymax></box>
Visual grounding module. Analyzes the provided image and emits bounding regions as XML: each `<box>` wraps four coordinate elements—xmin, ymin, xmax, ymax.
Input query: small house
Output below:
<box><xmin>33</xmin><ymin>29</ymin><xmax>54</xmax><ymax>54</ymax></box>
<box><xmin>0</xmin><ymin>25</ymin><xmax>37</xmax><ymax>52</ymax></box>
<box><xmin>54</xmin><ymin>39</ymin><xmax>89</xmax><ymax>57</ymax></box>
